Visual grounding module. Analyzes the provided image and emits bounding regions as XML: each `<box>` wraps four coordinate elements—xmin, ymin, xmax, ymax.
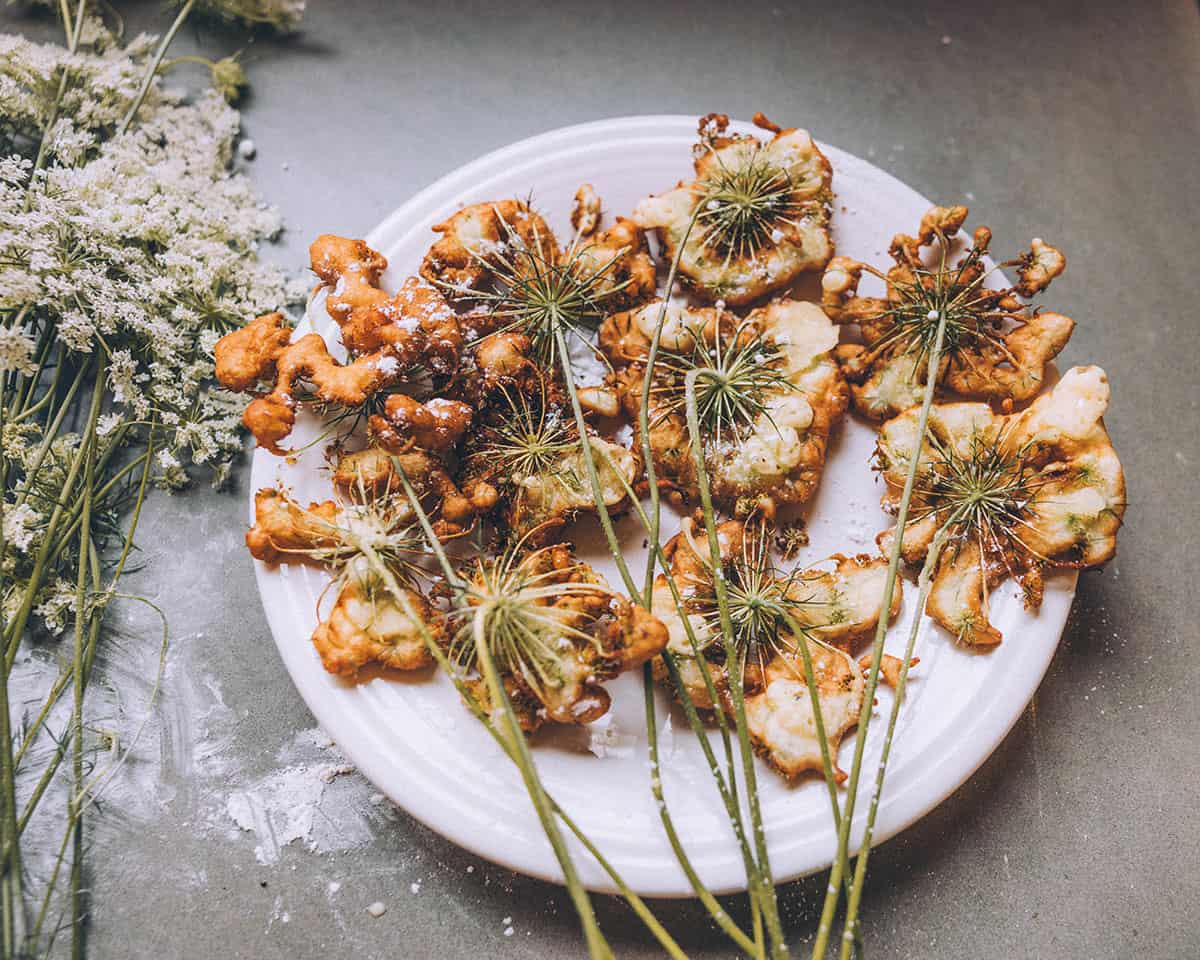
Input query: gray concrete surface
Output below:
<box><xmin>5</xmin><ymin>1</ymin><xmax>1199</xmax><ymax>957</ymax></box>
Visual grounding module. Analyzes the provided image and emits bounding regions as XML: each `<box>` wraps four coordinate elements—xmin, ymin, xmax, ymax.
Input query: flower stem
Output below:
<box><xmin>836</xmin><ymin>529</ymin><xmax>947</xmax><ymax>957</ymax></box>
<box><xmin>119</xmin><ymin>0</ymin><xmax>197</xmax><ymax>135</ymax></box>
<box><xmin>809</xmin><ymin>306</ymin><xmax>949</xmax><ymax>960</ymax></box>
<box><xmin>640</xmin><ymin>208</ymin><xmax>702</xmax><ymax>601</ymax></box>
<box><xmin>69</xmin><ymin>369</ymin><xmax>102</xmax><ymax>960</ymax></box>
<box><xmin>389</xmin><ymin>467</ymin><xmax>612</xmax><ymax>960</ymax></box>
<box><xmin>553</xmin><ymin>329</ymin><xmax>639</xmax><ymax>599</ymax></box>
<box><xmin>684</xmin><ymin>370</ymin><xmax>786</xmax><ymax>959</ymax></box>
<box><xmin>642</xmin><ymin>664</ymin><xmax>762</xmax><ymax>958</ymax></box>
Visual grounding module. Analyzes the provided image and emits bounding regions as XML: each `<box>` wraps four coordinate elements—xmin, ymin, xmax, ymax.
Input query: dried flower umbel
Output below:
<box><xmin>651</xmin><ymin>518</ymin><xmax>898</xmax><ymax>780</ymax></box>
<box><xmin>821</xmin><ymin>204</ymin><xmax>1073</xmax><ymax>420</ymax></box>
<box><xmin>634</xmin><ymin>112</ymin><xmax>834</xmax><ymax>305</ymax></box>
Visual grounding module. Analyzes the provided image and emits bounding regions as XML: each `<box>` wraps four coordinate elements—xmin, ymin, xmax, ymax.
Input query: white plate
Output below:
<box><xmin>250</xmin><ymin>116</ymin><xmax>1075</xmax><ymax>896</ymax></box>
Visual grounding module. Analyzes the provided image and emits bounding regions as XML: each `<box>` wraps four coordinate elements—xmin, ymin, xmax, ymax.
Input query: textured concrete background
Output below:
<box><xmin>5</xmin><ymin>1</ymin><xmax>1199</xmax><ymax>957</ymax></box>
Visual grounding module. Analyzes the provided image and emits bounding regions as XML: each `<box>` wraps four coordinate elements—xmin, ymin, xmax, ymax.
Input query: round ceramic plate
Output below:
<box><xmin>249</xmin><ymin>115</ymin><xmax>1075</xmax><ymax>896</ymax></box>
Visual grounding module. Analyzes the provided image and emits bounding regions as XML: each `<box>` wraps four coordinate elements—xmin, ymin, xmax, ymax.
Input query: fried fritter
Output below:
<box><xmin>634</xmin><ymin>113</ymin><xmax>833</xmax><ymax>305</ymax></box>
<box><xmin>214</xmin><ymin>235</ymin><xmax>464</xmax><ymax>453</ymax></box>
<box><xmin>312</xmin><ymin>556</ymin><xmax>436</xmax><ymax>676</ymax></box>
<box><xmin>419</xmin><ymin>199</ymin><xmax>559</xmax><ymax>296</ymax></box>
<box><xmin>650</xmin><ymin>519</ymin><xmax>900</xmax><ymax>779</ymax></box>
<box><xmin>453</xmin><ymin>543</ymin><xmax>668</xmax><ymax>732</ymax></box>
<box><xmin>875</xmin><ymin>365</ymin><xmax>1125</xmax><ymax>645</ymax></box>
<box><xmin>821</xmin><ymin>205</ymin><xmax>1073</xmax><ymax>420</ymax></box>
<box><xmin>245</xmin><ymin>484</ymin><xmax>438</xmax><ymax>677</ymax></box>
<box><xmin>601</xmin><ymin>297</ymin><xmax>848</xmax><ymax>518</ymax></box>
<box><xmin>456</xmin><ymin>387</ymin><xmax>639</xmax><ymax>544</ymax></box>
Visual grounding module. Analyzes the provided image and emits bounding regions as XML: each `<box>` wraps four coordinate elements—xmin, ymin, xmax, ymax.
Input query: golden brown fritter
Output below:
<box><xmin>245</xmin><ymin>487</ymin><xmax>342</xmax><ymax>566</ymax></box>
<box><xmin>568</xmin><ymin>215</ymin><xmax>658</xmax><ymax>312</ymax></box>
<box><xmin>312</xmin><ymin>556</ymin><xmax>436</xmax><ymax>676</ymax></box>
<box><xmin>331</xmin><ymin>445</ymin><xmax>492</xmax><ymax>532</ymax></box>
<box><xmin>601</xmin><ymin>297</ymin><xmax>848</xmax><ymax>519</ymax></box>
<box><xmin>456</xmin><ymin>388</ymin><xmax>639</xmax><ymax>545</ymax></box>
<box><xmin>214</xmin><ymin>236</ymin><xmax>464</xmax><ymax>453</ymax></box>
<box><xmin>650</xmin><ymin>519</ymin><xmax>900</xmax><ymax>779</ymax></box>
<box><xmin>875</xmin><ymin>365</ymin><xmax>1125</xmax><ymax>646</ymax></box>
<box><xmin>311</xmin><ymin>234</ymin><xmax>462</xmax><ymax>374</ymax></box>
<box><xmin>820</xmin><ymin>205</ymin><xmax>1073</xmax><ymax>420</ymax></box>
<box><xmin>419</xmin><ymin>199</ymin><xmax>559</xmax><ymax>296</ymax></box>
<box><xmin>633</xmin><ymin>113</ymin><xmax>833</xmax><ymax>305</ymax></box>
<box><xmin>452</xmin><ymin>543</ymin><xmax>668</xmax><ymax>732</ymax></box>
<box><xmin>245</xmin><ymin>484</ymin><xmax>440</xmax><ymax>678</ymax></box>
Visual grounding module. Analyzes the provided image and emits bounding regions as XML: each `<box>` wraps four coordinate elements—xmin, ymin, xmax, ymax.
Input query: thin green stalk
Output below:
<box><xmin>777</xmin><ymin>612</ymin><xmax>842</xmax><ymax>825</ymax></box>
<box><xmin>640</xmin><ymin>208</ymin><xmax>702</xmax><ymax>601</ymax></box>
<box><xmin>642</xmin><ymin>665</ymin><xmax>761</xmax><ymax>958</ymax></box>
<box><xmin>69</xmin><ymin>382</ymin><xmax>100</xmax><ymax>960</ymax></box>
<box><xmin>553</xmin><ymin>328</ymin><xmax>639</xmax><ymax>600</ymax></box>
<box><xmin>595</xmin><ymin>448</ymin><xmax>762</xmax><ymax>913</ymax></box>
<box><xmin>0</xmin><ymin>385</ymin><xmax>25</xmax><ymax>960</ymax></box>
<box><xmin>810</xmin><ymin>307</ymin><xmax>949</xmax><ymax>960</ymax></box>
<box><xmin>119</xmin><ymin>0</ymin><xmax>196</xmax><ymax>135</ymax></box>
<box><xmin>836</xmin><ymin>530</ymin><xmax>948</xmax><ymax>957</ymax></box>
<box><xmin>473</xmin><ymin>616</ymin><xmax>612</xmax><ymax>960</ymax></box>
<box><xmin>9</xmin><ymin>357</ymin><xmax>88</xmax><ymax>513</ymax></box>
<box><xmin>5</xmin><ymin>360</ymin><xmax>102</xmax><ymax>669</ymax></box>
<box><xmin>26</xmin><ymin>0</ymin><xmax>89</xmax><ymax>198</ymax></box>
<box><xmin>390</xmin><ymin>469</ymin><xmax>612</xmax><ymax>960</ymax></box>
<box><xmin>684</xmin><ymin>370</ymin><xmax>785</xmax><ymax>959</ymax></box>
<box><xmin>355</xmin><ymin>535</ymin><xmax>687</xmax><ymax>960</ymax></box>
<box><xmin>10</xmin><ymin>430</ymin><xmax>150</xmax><ymax>854</ymax></box>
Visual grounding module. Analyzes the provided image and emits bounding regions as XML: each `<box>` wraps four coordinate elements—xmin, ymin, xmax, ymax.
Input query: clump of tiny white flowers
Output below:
<box><xmin>1</xmin><ymin>24</ymin><xmax>303</xmax><ymax>633</ymax></box>
<box><xmin>2</xmin><ymin>9</ymin><xmax>305</xmax><ymax>958</ymax></box>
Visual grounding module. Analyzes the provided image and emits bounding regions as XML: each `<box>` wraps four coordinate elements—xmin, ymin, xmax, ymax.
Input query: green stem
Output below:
<box><xmin>642</xmin><ymin>664</ymin><xmax>761</xmax><ymax>958</ymax></box>
<box><xmin>809</xmin><ymin>307</ymin><xmax>949</xmax><ymax>960</ymax></box>
<box><xmin>836</xmin><ymin>530</ymin><xmax>947</xmax><ymax>958</ymax></box>
<box><xmin>390</xmin><ymin>468</ymin><xmax>611</xmax><ymax>960</ymax></box>
<box><xmin>777</xmin><ymin>612</ymin><xmax>842</xmax><ymax>827</ymax></box>
<box><xmin>684</xmin><ymin>370</ymin><xmax>786</xmax><ymax>959</ymax></box>
<box><xmin>472</xmin><ymin>616</ymin><xmax>612</xmax><ymax>960</ymax></box>
<box><xmin>357</xmin><ymin>534</ymin><xmax>687</xmax><ymax>959</ymax></box>
<box><xmin>639</xmin><ymin>209</ymin><xmax>702</xmax><ymax>601</ymax></box>
<box><xmin>118</xmin><ymin>0</ymin><xmax>196</xmax><ymax>135</ymax></box>
<box><xmin>0</xmin><ymin>386</ymin><xmax>25</xmax><ymax>960</ymax></box>
<box><xmin>9</xmin><ymin>357</ymin><xmax>88</xmax><ymax>513</ymax></box>
<box><xmin>9</xmin><ymin>429</ymin><xmax>150</xmax><ymax>857</ymax></box>
<box><xmin>69</xmin><ymin>398</ymin><xmax>98</xmax><ymax>960</ymax></box>
<box><xmin>553</xmin><ymin>328</ymin><xmax>639</xmax><ymax>600</ymax></box>
<box><xmin>5</xmin><ymin>359</ymin><xmax>102</xmax><ymax>669</ymax></box>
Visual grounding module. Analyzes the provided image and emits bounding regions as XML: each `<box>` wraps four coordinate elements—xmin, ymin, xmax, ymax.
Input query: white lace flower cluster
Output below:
<box><xmin>1</xmin><ymin>30</ymin><xmax>305</xmax><ymax>481</ymax></box>
<box><xmin>1</xmin><ymin>26</ymin><xmax>302</xmax><ymax>632</ymax></box>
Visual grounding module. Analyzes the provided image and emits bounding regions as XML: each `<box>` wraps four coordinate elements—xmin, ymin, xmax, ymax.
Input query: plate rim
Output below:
<box><xmin>249</xmin><ymin>114</ymin><xmax>1074</xmax><ymax>896</ymax></box>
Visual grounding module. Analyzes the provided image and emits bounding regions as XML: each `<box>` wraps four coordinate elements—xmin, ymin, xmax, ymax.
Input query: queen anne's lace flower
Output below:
<box><xmin>1</xmin><ymin>25</ymin><xmax>297</xmax><ymax>623</ymax></box>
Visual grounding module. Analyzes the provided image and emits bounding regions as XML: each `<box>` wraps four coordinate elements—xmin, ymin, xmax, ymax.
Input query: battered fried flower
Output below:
<box><xmin>331</xmin><ymin>446</ymin><xmax>493</xmax><ymax>531</ymax></box>
<box><xmin>311</xmin><ymin>234</ymin><xmax>462</xmax><ymax>373</ymax></box>
<box><xmin>420</xmin><ymin>199</ymin><xmax>559</xmax><ymax>296</ymax></box>
<box><xmin>633</xmin><ymin>113</ymin><xmax>833</xmax><ymax>305</ymax></box>
<box><xmin>215</xmin><ymin>235</ymin><xmax>464</xmax><ymax>453</ymax></box>
<box><xmin>312</xmin><ymin>556</ymin><xmax>437</xmax><ymax>676</ymax></box>
<box><xmin>450</xmin><ymin>542</ymin><xmax>668</xmax><ymax>732</ymax></box>
<box><xmin>601</xmin><ymin>297</ymin><xmax>848</xmax><ymax>518</ymax></box>
<box><xmin>568</xmin><ymin>214</ymin><xmax>657</xmax><ymax>312</ymax></box>
<box><xmin>430</xmin><ymin>197</ymin><xmax>656</xmax><ymax>375</ymax></box>
<box><xmin>651</xmin><ymin>519</ymin><xmax>900</xmax><ymax>779</ymax></box>
<box><xmin>457</xmin><ymin>386</ymin><xmax>639</xmax><ymax>544</ymax></box>
<box><xmin>821</xmin><ymin>205</ymin><xmax>1073</xmax><ymax>420</ymax></box>
<box><xmin>245</xmin><ymin>485</ymin><xmax>439</xmax><ymax>677</ymax></box>
<box><xmin>875</xmin><ymin>366</ymin><xmax>1125</xmax><ymax>646</ymax></box>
